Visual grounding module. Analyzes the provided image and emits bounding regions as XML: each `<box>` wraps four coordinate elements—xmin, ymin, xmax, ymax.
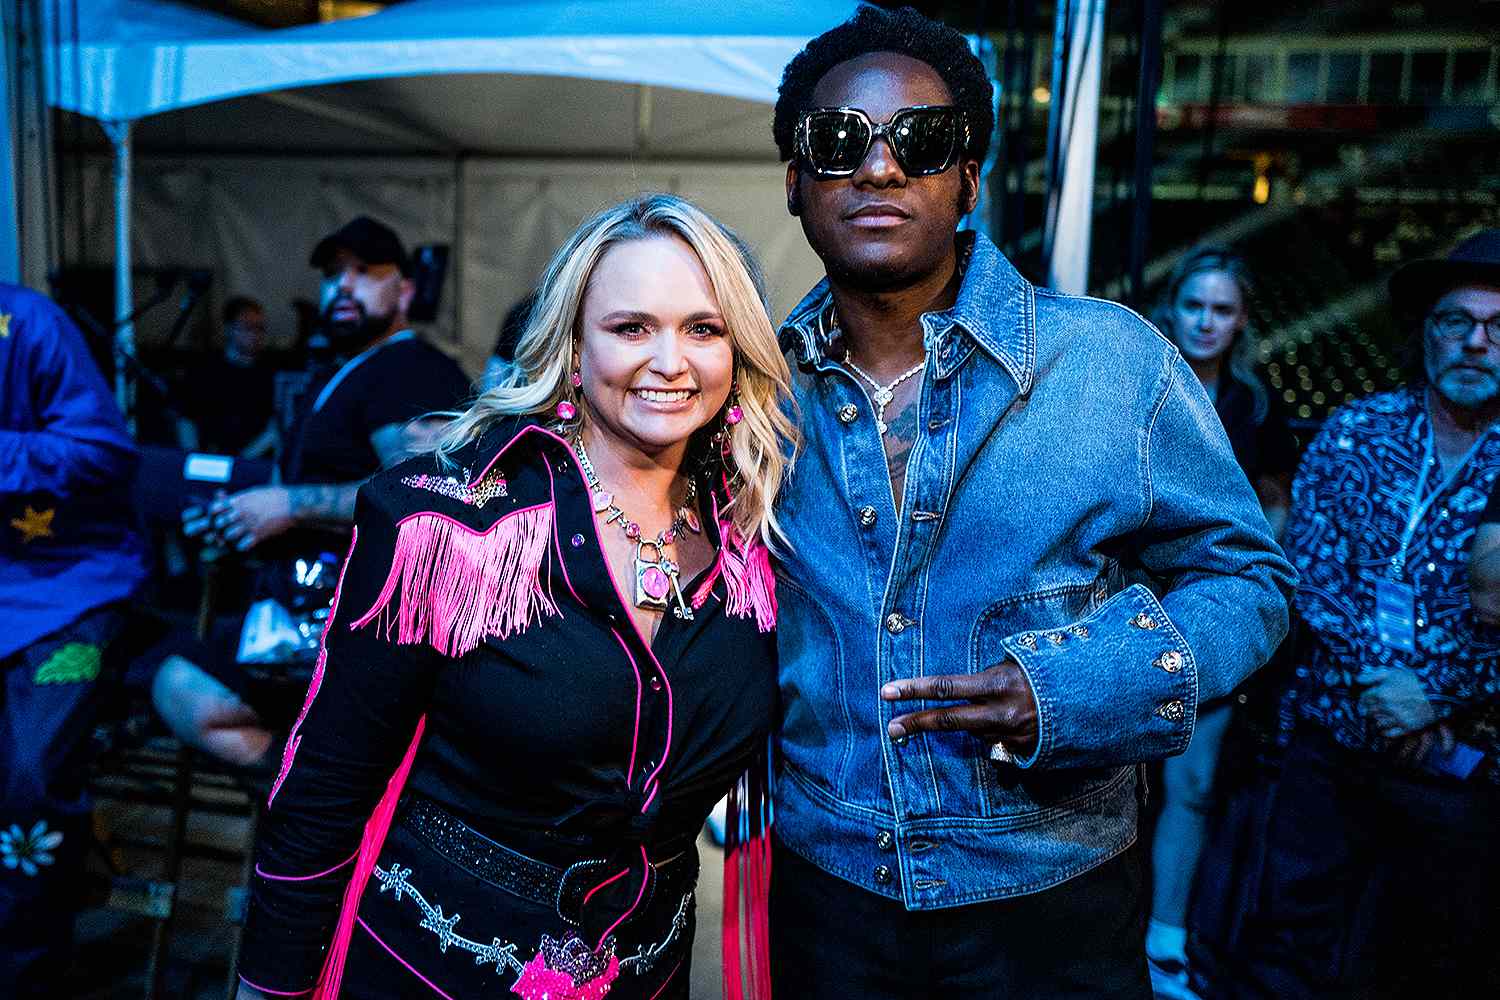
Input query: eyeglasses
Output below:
<box><xmin>1427</xmin><ymin>309</ymin><xmax>1500</xmax><ymax>346</ymax></box>
<box><xmin>795</xmin><ymin>105</ymin><xmax>970</xmax><ymax>179</ymax></box>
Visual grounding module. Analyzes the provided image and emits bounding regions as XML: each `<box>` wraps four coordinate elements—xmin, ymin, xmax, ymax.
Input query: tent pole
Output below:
<box><xmin>1044</xmin><ymin>0</ymin><xmax>1106</xmax><ymax>295</ymax></box>
<box><xmin>101</xmin><ymin>118</ymin><xmax>134</xmax><ymax>426</ymax></box>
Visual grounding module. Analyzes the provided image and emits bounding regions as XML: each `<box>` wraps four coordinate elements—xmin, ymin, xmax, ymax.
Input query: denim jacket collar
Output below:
<box><xmin>778</xmin><ymin>230</ymin><xmax>1035</xmax><ymax>394</ymax></box>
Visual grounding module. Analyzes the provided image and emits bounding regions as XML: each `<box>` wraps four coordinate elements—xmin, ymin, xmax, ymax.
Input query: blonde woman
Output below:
<box><xmin>236</xmin><ymin>195</ymin><xmax>796</xmax><ymax>1000</ymax></box>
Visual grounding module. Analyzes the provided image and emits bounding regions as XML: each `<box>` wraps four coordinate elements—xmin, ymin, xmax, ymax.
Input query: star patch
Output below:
<box><xmin>10</xmin><ymin>506</ymin><xmax>54</xmax><ymax>543</ymax></box>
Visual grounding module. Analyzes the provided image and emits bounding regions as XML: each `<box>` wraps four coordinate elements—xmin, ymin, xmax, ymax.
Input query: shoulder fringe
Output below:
<box><xmin>691</xmin><ymin>519</ymin><xmax>777</xmax><ymax>633</ymax></box>
<box><xmin>350</xmin><ymin>504</ymin><xmax>558</xmax><ymax>656</ymax></box>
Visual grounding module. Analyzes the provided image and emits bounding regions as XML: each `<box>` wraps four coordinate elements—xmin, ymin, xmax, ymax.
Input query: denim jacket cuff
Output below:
<box><xmin>998</xmin><ymin>583</ymin><xmax>1197</xmax><ymax>770</ymax></box>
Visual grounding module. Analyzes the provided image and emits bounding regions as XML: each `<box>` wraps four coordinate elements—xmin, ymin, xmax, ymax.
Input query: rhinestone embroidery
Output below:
<box><xmin>401</xmin><ymin>470</ymin><xmax>509</xmax><ymax>508</ymax></box>
<box><xmin>372</xmin><ymin>861</ymin><xmax>694</xmax><ymax>982</ymax></box>
<box><xmin>374</xmin><ymin>863</ymin><xmax>525</xmax><ymax>975</ymax></box>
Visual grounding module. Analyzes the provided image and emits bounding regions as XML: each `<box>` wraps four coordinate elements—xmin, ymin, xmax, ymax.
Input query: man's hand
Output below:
<box><xmin>880</xmin><ymin>660</ymin><xmax>1039</xmax><ymax>760</ymax></box>
<box><xmin>1354</xmin><ymin>665</ymin><xmax>1438</xmax><ymax>739</ymax></box>
<box><xmin>1389</xmin><ymin>721</ymin><xmax>1456</xmax><ymax>766</ymax></box>
<box><xmin>182</xmin><ymin>486</ymin><xmax>294</xmax><ymax>551</ymax></box>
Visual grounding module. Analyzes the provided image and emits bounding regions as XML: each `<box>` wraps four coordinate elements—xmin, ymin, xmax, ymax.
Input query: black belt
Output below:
<box><xmin>396</xmin><ymin>796</ymin><xmax>695</xmax><ymax>927</ymax></box>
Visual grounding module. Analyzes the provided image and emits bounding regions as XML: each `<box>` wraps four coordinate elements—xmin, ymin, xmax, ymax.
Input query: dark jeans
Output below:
<box><xmin>1234</xmin><ymin>724</ymin><xmax>1500</xmax><ymax>1000</ymax></box>
<box><xmin>0</xmin><ymin>607</ymin><xmax>125</xmax><ymax>999</ymax></box>
<box><xmin>771</xmin><ymin>835</ymin><xmax>1150</xmax><ymax>999</ymax></box>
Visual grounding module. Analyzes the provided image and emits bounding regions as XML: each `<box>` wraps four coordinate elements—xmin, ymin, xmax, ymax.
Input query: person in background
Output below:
<box><xmin>234</xmin><ymin>194</ymin><xmax>795</xmax><ymax>1000</ymax></box>
<box><xmin>0</xmin><ymin>284</ymin><xmax>150</xmax><ymax>997</ymax></box>
<box><xmin>1240</xmin><ymin>229</ymin><xmax>1500</xmax><ymax>998</ymax></box>
<box><xmin>1144</xmin><ymin>246</ymin><xmax>1297</xmax><ymax>1000</ymax></box>
<box><xmin>183</xmin><ymin>215</ymin><xmax>469</xmax><ymax>556</ymax></box>
<box><xmin>178</xmin><ymin>295</ymin><xmax>279</xmax><ymax>458</ymax></box>
<box><xmin>766</xmin><ymin>7</ymin><xmax>1293</xmax><ymax>997</ymax></box>
<box><xmin>1471</xmin><ymin>481</ymin><xmax>1500</xmax><ymax>626</ymax></box>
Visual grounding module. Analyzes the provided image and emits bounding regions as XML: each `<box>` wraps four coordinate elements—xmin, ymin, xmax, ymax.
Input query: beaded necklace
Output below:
<box><xmin>573</xmin><ymin>435</ymin><xmax>701</xmax><ymax>619</ymax></box>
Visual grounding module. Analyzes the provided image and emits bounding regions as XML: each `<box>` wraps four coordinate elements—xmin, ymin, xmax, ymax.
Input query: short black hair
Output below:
<box><xmin>222</xmin><ymin>295</ymin><xmax>262</xmax><ymax>326</ymax></box>
<box><xmin>773</xmin><ymin>6</ymin><xmax>993</xmax><ymax>167</ymax></box>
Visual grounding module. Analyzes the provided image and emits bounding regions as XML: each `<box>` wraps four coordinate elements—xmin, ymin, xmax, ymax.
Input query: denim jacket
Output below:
<box><xmin>773</xmin><ymin>232</ymin><xmax>1295</xmax><ymax>909</ymax></box>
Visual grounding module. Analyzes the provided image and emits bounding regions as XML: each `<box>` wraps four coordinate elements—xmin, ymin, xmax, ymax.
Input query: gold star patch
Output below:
<box><xmin>10</xmin><ymin>506</ymin><xmax>55</xmax><ymax>543</ymax></box>
<box><xmin>0</xmin><ymin>312</ymin><xmax>10</xmax><ymax>338</ymax></box>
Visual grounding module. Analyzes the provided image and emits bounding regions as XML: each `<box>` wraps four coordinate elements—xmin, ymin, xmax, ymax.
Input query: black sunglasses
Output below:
<box><xmin>795</xmin><ymin>105</ymin><xmax>970</xmax><ymax>179</ymax></box>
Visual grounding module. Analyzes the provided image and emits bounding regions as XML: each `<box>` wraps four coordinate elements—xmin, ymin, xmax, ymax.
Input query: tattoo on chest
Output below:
<box><xmin>881</xmin><ymin>385</ymin><xmax>922</xmax><ymax>505</ymax></box>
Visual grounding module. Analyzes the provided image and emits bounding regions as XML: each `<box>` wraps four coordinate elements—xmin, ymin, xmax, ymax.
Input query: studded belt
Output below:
<box><xmin>396</xmin><ymin>795</ymin><xmax>693</xmax><ymax>926</ymax></box>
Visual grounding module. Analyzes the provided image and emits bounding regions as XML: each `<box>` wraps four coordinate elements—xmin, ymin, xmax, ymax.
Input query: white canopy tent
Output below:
<box><xmin>44</xmin><ymin>0</ymin><xmax>862</xmax><ymax>377</ymax></box>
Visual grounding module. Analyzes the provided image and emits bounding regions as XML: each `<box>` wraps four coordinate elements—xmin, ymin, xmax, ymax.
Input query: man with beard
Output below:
<box><xmin>763</xmin><ymin>8</ymin><xmax>1294</xmax><ymax>997</ymax></box>
<box><xmin>1239</xmin><ymin>230</ymin><xmax>1500</xmax><ymax>998</ymax></box>
<box><xmin>184</xmin><ymin>217</ymin><xmax>468</xmax><ymax>554</ymax></box>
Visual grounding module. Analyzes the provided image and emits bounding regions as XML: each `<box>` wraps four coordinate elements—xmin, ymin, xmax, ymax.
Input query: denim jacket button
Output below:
<box><xmin>1157</xmin><ymin>650</ymin><xmax>1183</xmax><ymax>673</ymax></box>
<box><xmin>1156</xmin><ymin>699</ymin><xmax>1185</xmax><ymax>722</ymax></box>
<box><xmin>875</xmin><ymin>830</ymin><xmax>895</xmax><ymax>851</ymax></box>
<box><xmin>858</xmin><ymin>505</ymin><xmax>878</xmax><ymax>527</ymax></box>
<box><xmin>1132</xmin><ymin>612</ymin><xmax>1159</xmax><ymax>630</ymax></box>
<box><xmin>892</xmin><ymin>734</ymin><xmax>909</xmax><ymax>747</ymax></box>
<box><xmin>873</xmin><ymin>865</ymin><xmax>893</xmax><ymax>884</ymax></box>
<box><xmin>885</xmin><ymin>613</ymin><xmax>908</xmax><ymax>635</ymax></box>
<box><xmin>838</xmin><ymin>403</ymin><xmax>859</xmax><ymax>424</ymax></box>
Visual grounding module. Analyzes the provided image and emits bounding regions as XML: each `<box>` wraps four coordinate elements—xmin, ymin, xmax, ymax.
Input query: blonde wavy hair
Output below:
<box><xmin>437</xmin><ymin>194</ymin><xmax>798</xmax><ymax>549</ymax></box>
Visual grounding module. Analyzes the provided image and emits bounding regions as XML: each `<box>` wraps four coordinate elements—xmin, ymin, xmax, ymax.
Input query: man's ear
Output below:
<box><xmin>785</xmin><ymin>162</ymin><xmax>802</xmax><ymax>217</ymax></box>
<box><xmin>397</xmin><ymin>277</ymin><xmax>417</xmax><ymax>317</ymax></box>
<box><xmin>960</xmin><ymin>159</ymin><xmax>981</xmax><ymax>215</ymax></box>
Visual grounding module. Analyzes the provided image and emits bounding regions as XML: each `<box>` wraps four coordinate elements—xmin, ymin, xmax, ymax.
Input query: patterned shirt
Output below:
<box><xmin>1286</xmin><ymin>385</ymin><xmax>1500</xmax><ymax>764</ymax></box>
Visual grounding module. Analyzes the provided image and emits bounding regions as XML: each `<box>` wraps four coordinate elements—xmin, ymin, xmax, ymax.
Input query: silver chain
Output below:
<box><xmin>844</xmin><ymin>352</ymin><xmax>927</xmax><ymax>434</ymax></box>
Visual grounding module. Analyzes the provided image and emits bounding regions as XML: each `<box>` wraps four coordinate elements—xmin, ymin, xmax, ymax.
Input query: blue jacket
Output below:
<box><xmin>1</xmin><ymin>284</ymin><xmax>148</xmax><ymax>660</ymax></box>
<box><xmin>772</xmin><ymin>233</ymin><xmax>1295</xmax><ymax>909</ymax></box>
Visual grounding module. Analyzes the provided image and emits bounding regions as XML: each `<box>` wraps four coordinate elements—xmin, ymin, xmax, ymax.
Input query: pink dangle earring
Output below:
<box><xmin>725</xmin><ymin>382</ymin><xmax>743</xmax><ymax>426</ymax></box>
<box><xmin>556</xmin><ymin>367</ymin><xmax>582</xmax><ymax>421</ymax></box>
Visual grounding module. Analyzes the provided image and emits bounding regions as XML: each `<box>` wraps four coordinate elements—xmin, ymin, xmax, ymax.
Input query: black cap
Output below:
<box><xmin>310</xmin><ymin>216</ymin><xmax>412</xmax><ymax>277</ymax></box>
<box><xmin>1389</xmin><ymin>228</ymin><xmax>1500</xmax><ymax>318</ymax></box>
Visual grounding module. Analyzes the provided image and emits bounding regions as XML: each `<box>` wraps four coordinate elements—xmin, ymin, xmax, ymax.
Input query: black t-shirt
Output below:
<box><xmin>1214</xmin><ymin>374</ymin><xmax>1299</xmax><ymax>483</ymax></box>
<box><xmin>283</xmin><ymin>331</ymin><xmax>470</xmax><ymax>485</ymax></box>
<box><xmin>182</xmin><ymin>355</ymin><xmax>277</xmax><ymax>455</ymax></box>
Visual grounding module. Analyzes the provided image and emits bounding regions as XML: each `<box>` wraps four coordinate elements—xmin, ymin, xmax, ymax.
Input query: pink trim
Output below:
<box><xmin>647</xmin><ymin>958</ymin><xmax>685</xmax><ymax>1000</ymax></box>
<box><xmin>269</xmin><ymin>527</ymin><xmax>359</xmax><ymax>808</ymax></box>
<box><xmin>255</xmin><ymin>851</ymin><xmax>357</xmax><ymax>882</ymax></box>
<box><xmin>582</xmin><ymin>866</ymin><xmax>631</xmax><ymax>907</ymax></box>
<box><xmin>314</xmin><ymin>717</ymin><xmax>427</xmax><ymax>1000</ymax></box>
<box><xmin>641</xmin><ymin>780</ymin><xmax>660</xmax><ymax>814</ymax></box>
<box><xmin>353</xmin><ymin>917</ymin><xmax>458</xmax><ymax>1000</ymax></box>
<box><xmin>595</xmin><ymin>845</ymin><xmax>651</xmax><ymax>950</ymax></box>
<box><xmin>610</xmin><ymin>629</ymin><xmax>644</xmax><ymax>785</ymax></box>
<box><xmin>237</xmin><ymin>975</ymin><xmax>313</xmax><ymax>996</ymax></box>
<box><xmin>691</xmin><ymin>489</ymin><xmax>777</xmax><ymax>633</ymax></box>
<box><xmin>349</xmin><ymin>504</ymin><xmax>558</xmax><ymax>657</ymax></box>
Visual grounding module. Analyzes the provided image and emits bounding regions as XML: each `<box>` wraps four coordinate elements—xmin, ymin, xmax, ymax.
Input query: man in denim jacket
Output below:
<box><xmin>766</xmin><ymin>9</ymin><xmax>1295</xmax><ymax>996</ymax></box>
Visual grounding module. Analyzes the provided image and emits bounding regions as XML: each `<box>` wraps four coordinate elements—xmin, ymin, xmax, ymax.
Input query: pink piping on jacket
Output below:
<box><xmin>314</xmin><ymin>716</ymin><xmax>427</xmax><ymax>1000</ymax></box>
<box><xmin>268</xmin><ymin>527</ymin><xmax>359</xmax><ymax>808</ymax></box>
<box><xmin>237</xmin><ymin>975</ymin><xmax>313</xmax><ymax>996</ymax></box>
<box><xmin>353</xmin><ymin>916</ymin><xmax>458</xmax><ymax>1000</ymax></box>
<box><xmin>349</xmin><ymin>504</ymin><xmax>557</xmax><ymax>657</ymax></box>
<box><xmin>581</xmin><ymin>866</ymin><xmax>631</xmax><ymax>907</ymax></box>
<box><xmin>254</xmin><ymin>851</ymin><xmax>357</xmax><ymax>882</ymax></box>
<box><xmin>594</xmin><ymin>844</ymin><xmax>652</xmax><ymax>951</ymax></box>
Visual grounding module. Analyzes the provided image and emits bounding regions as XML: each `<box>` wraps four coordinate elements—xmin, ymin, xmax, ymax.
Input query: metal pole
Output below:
<box><xmin>1127</xmin><ymin>0</ymin><xmax>1164</xmax><ymax>308</ymax></box>
<box><xmin>1046</xmin><ymin>0</ymin><xmax>1108</xmax><ymax>294</ymax></box>
<box><xmin>101</xmin><ymin>118</ymin><xmax>134</xmax><ymax>426</ymax></box>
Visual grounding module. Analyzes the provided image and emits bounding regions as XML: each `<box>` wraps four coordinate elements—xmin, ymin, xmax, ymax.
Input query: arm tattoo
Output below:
<box><xmin>287</xmin><ymin>482</ymin><xmax>361</xmax><ymax>527</ymax></box>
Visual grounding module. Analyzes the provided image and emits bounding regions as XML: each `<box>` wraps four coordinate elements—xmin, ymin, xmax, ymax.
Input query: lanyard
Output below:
<box><xmin>1389</xmin><ymin>407</ymin><xmax>1491</xmax><ymax>578</ymax></box>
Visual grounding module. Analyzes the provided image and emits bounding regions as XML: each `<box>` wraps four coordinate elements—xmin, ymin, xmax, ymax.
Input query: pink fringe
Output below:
<box><xmin>721</xmin><ymin>773</ymin><xmax>773</xmax><ymax>1000</ymax></box>
<box><xmin>351</xmin><ymin>505</ymin><xmax>558</xmax><ymax>657</ymax></box>
<box><xmin>690</xmin><ymin>493</ymin><xmax>777</xmax><ymax>632</ymax></box>
<box><xmin>314</xmin><ymin>715</ymin><xmax>426</xmax><ymax>1000</ymax></box>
